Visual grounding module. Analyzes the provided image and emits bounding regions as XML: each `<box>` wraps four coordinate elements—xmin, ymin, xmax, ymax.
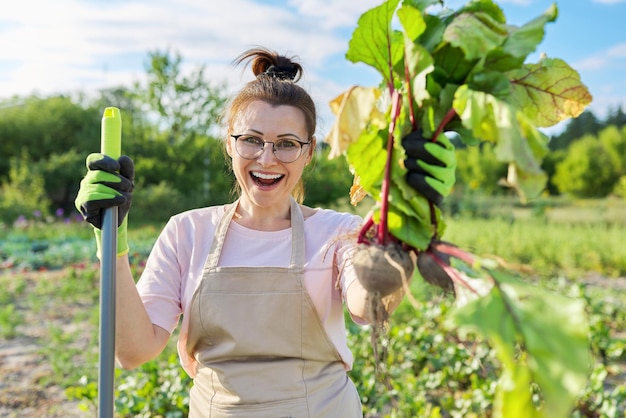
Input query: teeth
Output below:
<box><xmin>252</xmin><ymin>171</ymin><xmax>283</xmax><ymax>180</ymax></box>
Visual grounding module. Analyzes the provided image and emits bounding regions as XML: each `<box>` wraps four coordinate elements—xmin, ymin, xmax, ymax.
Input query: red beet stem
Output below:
<box><xmin>432</xmin><ymin>241</ymin><xmax>476</xmax><ymax>265</ymax></box>
<box><xmin>358</xmin><ymin>214</ymin><xmax>375</xmax><ymax>245</ymax></box>
<box><xmin>431</xmin><ymin>108</ymin><xmax>457</xmax><ymax>143</ymax></box>
<box><xmin>404</xmin><ymin>60</ymin><xmax>417</xmax><ymax>132</ymax></box>
<box><xmin>429</xmin><ymin>251</ymin><xmax>481</xmax><ymax>296</ymax></box>
<box><xmin>378</xmin><ymin>90</ymin><xmax>403</xmax><ymax>245</ymax></box>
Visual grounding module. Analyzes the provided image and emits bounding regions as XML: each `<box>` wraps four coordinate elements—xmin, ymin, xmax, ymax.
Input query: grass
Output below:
<box><xmin>0</xmin><ymin>196</ymin><xmax>625</xmax><ymax>416</ymax></box>
<box><xmin>444</xmin><ymin>217</ymin><xmax>626</xmax><ymax>278</ymax></box>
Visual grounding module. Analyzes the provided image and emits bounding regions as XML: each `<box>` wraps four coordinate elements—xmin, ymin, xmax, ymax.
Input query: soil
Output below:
<box><xmin>0</xmin><ymin>270</ymin><xmax>88</xmax><ymax>418</ymax></box>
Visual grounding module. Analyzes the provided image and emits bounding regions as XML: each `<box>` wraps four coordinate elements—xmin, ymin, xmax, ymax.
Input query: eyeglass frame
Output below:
<box><xmin>230</xmin><ymin>134</ymin><xmax>312</xmax><ymax>163</ymax></box>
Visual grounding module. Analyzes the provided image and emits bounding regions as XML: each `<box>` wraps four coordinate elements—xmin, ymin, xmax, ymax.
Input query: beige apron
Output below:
<box><xmin>186</xmin><ymin>198</ymin><xmax>362</xmax><ymax>417</ymax></box>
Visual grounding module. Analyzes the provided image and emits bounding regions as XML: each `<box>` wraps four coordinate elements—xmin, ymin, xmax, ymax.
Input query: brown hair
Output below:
<box><xmin>224</xmin><ymin>47</ymin><xmax>317</xmax><ymax>203</ymax></box>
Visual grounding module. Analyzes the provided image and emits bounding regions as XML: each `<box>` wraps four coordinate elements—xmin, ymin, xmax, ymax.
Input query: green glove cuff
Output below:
<box><xmin>94</xmin><ymin>216</ymin><xmax>129</xmax><ymax>259</ymax></box>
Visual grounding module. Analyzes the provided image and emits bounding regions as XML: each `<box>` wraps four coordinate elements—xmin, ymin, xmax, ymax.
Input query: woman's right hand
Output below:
<box><xmin>74</xmin><ymin>153</ymin><xmax>134</xmax><ymax>257</ymax></box>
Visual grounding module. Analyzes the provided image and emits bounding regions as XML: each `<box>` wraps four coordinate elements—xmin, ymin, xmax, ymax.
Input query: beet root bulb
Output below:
<box><xmin>416</xmin><ymin>242</ymin><xmax>455</xmax><ymax>293</ymax></box>
<box><xmin>353</xmin><ymin>242</ymin><xmax>415</xmax><ymax>297</ymax></box>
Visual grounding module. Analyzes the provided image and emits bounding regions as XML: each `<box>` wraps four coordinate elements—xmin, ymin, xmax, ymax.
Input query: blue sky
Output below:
<box><xmin>1</xmin><ymin>0</ymin><xmax>625</xmax><ymax>137</ymax></box>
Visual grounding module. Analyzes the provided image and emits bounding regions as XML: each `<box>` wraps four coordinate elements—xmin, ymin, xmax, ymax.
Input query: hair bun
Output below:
<box><xmin>264</xmin><ymin>64</ymin><xmax>298</xmax><ymax>81</ymax></box>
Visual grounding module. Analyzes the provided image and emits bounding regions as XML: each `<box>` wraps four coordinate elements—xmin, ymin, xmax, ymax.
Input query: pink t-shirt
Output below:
<box><xmin>136</xmin><ymin>204</ymin><xmax>363</xmax><ymax>377</ymax></box>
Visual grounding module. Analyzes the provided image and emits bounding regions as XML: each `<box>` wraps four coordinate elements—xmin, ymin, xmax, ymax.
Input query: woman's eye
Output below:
<box><xmin>276</xmin><ymin>140</ymin><xmax>298</xmax><ymax>150</ymax></box>
<box><xmin>243</xmin><ymin>136</ymin><xmax>263</xmax><ymax>146</ymax></box>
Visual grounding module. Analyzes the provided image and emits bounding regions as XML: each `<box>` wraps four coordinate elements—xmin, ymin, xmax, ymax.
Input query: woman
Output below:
<box><xmin>75</xmin><ymin>47</ymin><xmax>456</xmax><ymax>417</ymax></box>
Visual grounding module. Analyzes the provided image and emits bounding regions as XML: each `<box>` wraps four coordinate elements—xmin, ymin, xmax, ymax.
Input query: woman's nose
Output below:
<box><xmin>256</xmin><ymin>142</ymin><xmax>277</xmax><ymax>165</ymax></box>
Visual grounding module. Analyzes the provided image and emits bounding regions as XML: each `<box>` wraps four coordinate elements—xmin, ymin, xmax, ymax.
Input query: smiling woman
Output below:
<box><xmin>73</xmin><ymin>45</ymin><xmax>455</xmax><ymax>417</ymax></box>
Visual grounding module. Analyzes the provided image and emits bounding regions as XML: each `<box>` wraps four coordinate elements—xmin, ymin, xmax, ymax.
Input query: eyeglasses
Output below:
<box><xmin>230</xmin><ymin>135</ymin><xmax>311</xmax><ymax>163</ymax></box>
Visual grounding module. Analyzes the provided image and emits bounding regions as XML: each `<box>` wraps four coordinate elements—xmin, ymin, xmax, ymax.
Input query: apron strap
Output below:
<box><xmin>204</xmin><ymin>197</ymin><xmax>305</xmax><ymax>271</ymax></box>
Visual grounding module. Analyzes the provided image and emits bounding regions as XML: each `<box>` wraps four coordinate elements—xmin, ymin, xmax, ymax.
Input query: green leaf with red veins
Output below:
<box><xmin>507</xmin><ymin>57</ymin><xmax>593</xmax><ymax>127</ymax></box>
<box><xmin>501</xmin><ymin>4</ymin><xmax>557</xmax><ymax>60</ymax></box>
<box><xmin>443</xmin><ymin>11</ymin><xmax>508</xmax><ymax>61</ymax></box>
<box><xmin>397</xmin><ymin>5</ymin><xmax>427</xmax><ymax>41</ymax></box>
<box><xmin>373</xmin><ymin>200</ymin><xmax>433</xmax><ymax>249</ymax></box>
<box><xmin>345</xmin><ymin>0</ymin><xmax>403</xmax><ymax>85</ymax></box>
<box><xmin>401</xmin><ymin>35</ymin><xmax>435</xmax><ymax>108</ymax></box>
<box><xmin>346</xmin><ymin>128</ymin><xmax>386</xmax><ymax>196</ymax></box>
<box><xmin>453</xmin><ymin>85</ymin><xmax>549</xmax><ymax>201</ymax></box>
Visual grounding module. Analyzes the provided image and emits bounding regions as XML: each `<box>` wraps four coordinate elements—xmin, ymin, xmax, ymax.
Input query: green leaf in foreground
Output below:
<box><xmin>452</xmin><ymin>269</ymin><xmax>591</xmax><ymax>418</ymax></box>
<box><xmin>507</xmin><ymin>57</ymin><xmax>593</xmax><ymax>127</ymax></box>
<box><xmin>346</xmin><ymin>0</ymin><xmax>403</xmax><ymax>85</ymax></box>
<box><xmin>453</xmin><ymin>85</ymin><xmax>549</xmax><ymax>201</ymax></box>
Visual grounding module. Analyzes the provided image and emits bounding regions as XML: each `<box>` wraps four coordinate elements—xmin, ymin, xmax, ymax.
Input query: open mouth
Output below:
<box><xmin>250</xmin><ymin>171</ymin><xmax>284</xmax><ymax>187</ymax></box>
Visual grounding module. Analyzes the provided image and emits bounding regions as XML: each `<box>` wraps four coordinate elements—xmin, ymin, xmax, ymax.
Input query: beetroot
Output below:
<box><xmin>353</xmin><ymin>242</ymin><xmax>414</xmax><ymax>297</ymax></box>
<box><xmin>416</xmin><ymin>242</ymin><xmax>454</xmax><ymax>294</ymax></box>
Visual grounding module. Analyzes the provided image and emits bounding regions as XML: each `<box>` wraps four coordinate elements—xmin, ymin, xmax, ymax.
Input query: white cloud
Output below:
<box><xmin>607</xmin><ymin>42</ymin><xmax>626</xmax><ymax>58</ymax></box>
<box><xmin>286</xmin><ymin>0</ymin><xmax>381</xmax><ymax>29</ymax></box>
<box><xmin>573</xmin><ymin>42</ymin><xmax>626</xmax><ymax>71</ymax></box>
<box><xmin>574</xmin><ymin>56</ymin><xmax>610</xmax><ymax>72</ymax></box>
<box><xmin>0</xmin><ymin>0</ymin><xmax>360</xmax><ymax>104</ymax></box>
<box><xmin>496</xmin><ymin>0</ymin><xmax>533</xmax><ymax>5</ymax></box>
<box><xmin>592</xmin><ymin>0</ymin><xmax>626</xmax><ymax>4</ymax></box>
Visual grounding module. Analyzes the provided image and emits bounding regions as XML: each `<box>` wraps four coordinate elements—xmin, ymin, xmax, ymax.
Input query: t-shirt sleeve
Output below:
<box><xmin>332</xmin><ymin>214</ymin><xmax>364</xmax><ymax>317</ymax></box>
<box><xmin>135</xmin><ymin>217</ymin><xmax>184</xmax><ymax>334</ymax></box>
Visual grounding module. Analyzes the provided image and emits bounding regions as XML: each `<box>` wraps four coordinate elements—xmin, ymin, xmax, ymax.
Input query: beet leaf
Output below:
<box><xmin>325</xmin><ymin>1</ymin><xmax>593</xmax><ymax>417</ymax></box>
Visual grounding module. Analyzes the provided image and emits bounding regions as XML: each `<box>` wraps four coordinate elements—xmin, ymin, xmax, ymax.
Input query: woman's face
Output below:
<box><xmin>227</xmin><ymin>100</ymin><xmax>314</xmax><ymax>212</ymax></box>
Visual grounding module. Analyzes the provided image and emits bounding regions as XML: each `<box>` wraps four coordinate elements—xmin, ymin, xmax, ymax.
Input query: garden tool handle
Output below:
<box><xmin>99</xmin><ymin>107</ymin><xmax>121</xmax><ymax>418</ymax></box>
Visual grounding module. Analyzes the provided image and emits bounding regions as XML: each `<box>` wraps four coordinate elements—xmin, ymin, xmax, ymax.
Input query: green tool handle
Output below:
<box><xmin>101</xmin><ymin>107</ymin><xmax>122</xmax><ymax>158</ymax></box>
<box><xmin>99</xmin><ymin>106</ymin><xmax>121</xmax><ymax>418</ymax></box>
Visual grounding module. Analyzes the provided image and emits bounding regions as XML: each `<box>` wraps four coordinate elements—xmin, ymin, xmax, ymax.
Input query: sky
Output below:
<box><xmin>1</xmin><ymin>0</ymin><xmax>625</xmax><ymax>138</ymax></box>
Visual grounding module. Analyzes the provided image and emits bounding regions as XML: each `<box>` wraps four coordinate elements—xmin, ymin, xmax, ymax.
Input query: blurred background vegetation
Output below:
<box><xmin>1</xmin><ymin>49</ymin><xmax>626</xmax><ymax>227</ymax></box>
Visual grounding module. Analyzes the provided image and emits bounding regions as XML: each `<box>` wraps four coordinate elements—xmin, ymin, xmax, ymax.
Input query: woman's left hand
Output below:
<box><xmin>402</xmin><ymin>131</ymin><xmax>457</xmax><ymax>205</ymax></box>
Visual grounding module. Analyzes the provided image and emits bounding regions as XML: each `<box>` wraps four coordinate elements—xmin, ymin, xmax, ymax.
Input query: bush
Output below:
<box><xmin>0</xmin><ymin>151</ymin><xmax>51</xmax><ymax>224</ymax></box>
<box><xmin>613</xmin><ymin>175</ymin><xmax>626</xmax><ymax>198</ymax></box>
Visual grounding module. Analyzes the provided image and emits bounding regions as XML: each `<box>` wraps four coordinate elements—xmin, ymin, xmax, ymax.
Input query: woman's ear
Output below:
<box><xmin>226</xmin><ymin>136</ymin><xmax>233</xmax><ymax>157</ymax></box>
<box><xmin>308</xmin><ymin>136</ymin><xmax>317</xmax><ymax>161</ymax></box>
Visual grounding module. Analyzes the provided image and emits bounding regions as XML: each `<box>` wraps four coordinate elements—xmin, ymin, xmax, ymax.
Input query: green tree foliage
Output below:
<box><xmin>0</xmin><ymin>151</ymin><xmax>51</xmax><ymax>223</ymax></box>
<box><xmin>135</xmin><ymin>49</ymin><xmax>227</xmax><ymax>143</ymax></box>
<box><xmin>2</xmin><ymin>49</ymin><xmax>625</xmax><ymax>224</ymax></box>
<box><xmin>540</xmin><ymin>149</ymin><xmax>567</xmax><ymax>195</ymax></box>
<box><xmin>0</xmin><ymin>50</ymin><xmax>234</xmax><ymax>223</ymax></box>
<box><xmin>614</xmin><ymin>175</ymin><xmax>626</xmax><ymax>198</ymax></box>
<box><xmin>548</xmin><ymin>110</ymin><xmax>601</xmax><ymax>151</ymax></box>
<box><xmin>123</xmin><ymin>49</ymin><xmax>232</xmax><ymax>216</ymax></box>
<box><xmin>0</xmin><ymin>95</ymin><xmax>100</xmax><ymax>181</ymax></box>
<box><xmin>553</xmin><ymin>126</ymin><xmax>626</xmax><ymax>197</ymax></box>
<box><xmin>0</xmin><ymin>96</ymin><xmax>100</xmax><ymax>215</ymax></box>
<box><xmin>454</xmin><ymin>142</ymin><xmax>508</xmax><ymax>194</ymax></box>
<box><xmin>303</xmin><ymin>146</ymin><xmax>355</xmax><ymax>209</ymax></box>
<box><xmin>549</xmin><ymin>107</ymin><xmax>626</xmax><ymax>151</ymax></box>
<box><xmin>605</xmin><ymin>105</ymin><xmax>626</xmax><ymax>128</ymax></box>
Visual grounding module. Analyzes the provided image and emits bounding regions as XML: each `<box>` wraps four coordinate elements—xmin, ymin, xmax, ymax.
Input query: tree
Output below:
<box><xmin>0</xmin><ymin>95</ymin><xmax>100</xmax><ymax>181</ymax></box>
<box><xmin>605</xmin><ymin>106</ymin><xmax>626</xmax><ymax>128</ymax></box>
<box><xmin>135</xmin><ymin>49</ymin><xmax>227</xmax><ymax>144</ymax></box>
<box><xmin>548</xmin><ymin>110</ymin><xmax>601</xmax><ymax>151</ymax></box>
<box><xmin>303</xmin><ymin>147</ymin><xmax>355</xmax><ymax>209</ymax></box>
<box><xmin>552</xmin><ymin>130</ymin><xmax>622</xmax><ymax>197</ymax></box>
<box><xmin>0</xmin><ymin>151</ymin><xmax>51</xmax><ymax>223</ymax></box>
<box><xmin>454</xmin><ymin>143</ymin><xmax>508</xmax><ymax>195</ymax></box>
